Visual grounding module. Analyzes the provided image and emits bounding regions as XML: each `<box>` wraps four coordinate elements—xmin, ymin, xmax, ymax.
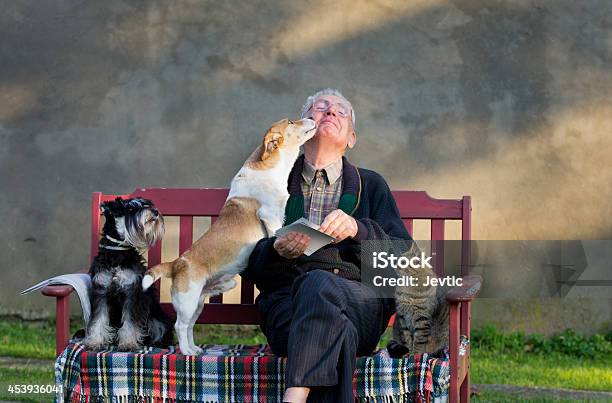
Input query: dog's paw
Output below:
<box><xmin>117</xmin><ymin>342</ymin><xmax>141</xmax><ymax>352</ymax></box>
<box><xmin>82</xmin><ymin>337</ymin><xmax>108</xmax><ymax>352</ymax></box>
<box><xmin>117</xmin><ymin>324</ymin><xmax>144</xmax><ymax>351</ymax></box>
<box><xmin>180</xmin><ymin>345</ymin><xmax>202</xmax><ymax>356</ymax></box>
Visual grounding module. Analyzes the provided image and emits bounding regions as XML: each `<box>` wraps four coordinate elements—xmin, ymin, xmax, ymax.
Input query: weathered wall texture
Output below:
<box><xmin>1</xmin><ymin>1</ymin><xmax>610</xmax><ymax>332</ymax></box>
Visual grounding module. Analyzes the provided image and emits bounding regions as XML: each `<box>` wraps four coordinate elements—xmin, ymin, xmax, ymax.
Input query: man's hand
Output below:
<box><xmin>319</xmin><ymin>209</ymin><xmax>358</xmax><ymax>242</ymax></box>
<box><xmin>274</xmin><ymin>231</ymin><xmax>310</xmax><ymax>259</ymax></box>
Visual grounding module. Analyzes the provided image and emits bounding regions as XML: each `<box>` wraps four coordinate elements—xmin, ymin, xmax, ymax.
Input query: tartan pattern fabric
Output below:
<box><xmin>55</xmin><ymin>341</ymin><xmax>457</xmax><ymax>403</ymax></box>
<box><xmin>301</xmin><ymin>158</ymin><xmax>343</xmax><ymax>225</ymax></box>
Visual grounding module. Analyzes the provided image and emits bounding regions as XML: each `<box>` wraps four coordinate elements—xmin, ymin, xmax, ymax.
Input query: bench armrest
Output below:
<box><xmin>41</xmin><ymin>284</ymin><xmax>75</xmax><ymax>297</ymax></box>
<box><xmin>40</xmin><ymin>270</ymin><xmax>89</xmax><ymax>355</ymax></box>
<box><xmin>446</xmin><ymin>275</ymin><xmax>482</xmax><ymax>303</ymax></box>
<box><xmin>39</xmin><ymin>269</ymin><xmax>90</xmax><ymax>298</ymax></box>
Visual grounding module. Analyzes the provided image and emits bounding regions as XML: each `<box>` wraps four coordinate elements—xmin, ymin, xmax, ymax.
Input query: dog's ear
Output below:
<box><xmin>261</xmin><ymin>130</ymin><xmax>283</xmax><ymax>161</ymax></box>
<box><xmin>100</xmin><ymin>202</ymin><xmax>110</xmax><ymax>215</ymax></box>
<box><xmin>100</xmin><ymin>198</ymin><xmax>124</xmax><ymax>216</ymax></box>
<box><xmin>100</xmin><ymin>201</ymin><xmax>116</xmax><ymax>216</ymax></box>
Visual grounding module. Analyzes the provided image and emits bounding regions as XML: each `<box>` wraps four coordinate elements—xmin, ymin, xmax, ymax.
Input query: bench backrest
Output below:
<box><xmin>90</xmin><ymin>188</ymin><xmax>471</xmax><ymax>325</ymax></box>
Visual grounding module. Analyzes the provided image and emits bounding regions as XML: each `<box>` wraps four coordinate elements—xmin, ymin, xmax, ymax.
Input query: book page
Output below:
<box><xmin>275</xmin><ymin>218</ymin><xmax>335</xmax><ymax>256</ymax></box>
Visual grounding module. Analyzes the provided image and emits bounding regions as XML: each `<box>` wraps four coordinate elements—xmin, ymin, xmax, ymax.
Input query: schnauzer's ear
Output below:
<box><xmin>100</xmin><ymin>202</ymin><xmax>111</xmax><ymax>215</ymax></box>
<box><xmin>261</xmin><ymin>130</ymin><xmax>283</xmax><ymax>161</ymax></box>
<box><xmin>100</xmin><ymin>198</ymin><xmax>124</xmax><ymax>216</ymax></box>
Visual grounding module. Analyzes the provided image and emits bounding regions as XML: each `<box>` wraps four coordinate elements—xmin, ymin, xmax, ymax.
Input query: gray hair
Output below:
<box><xmin>300</xmin><ymin>88</ymin><xmax>355</xmax><ymax>127</ymax></box>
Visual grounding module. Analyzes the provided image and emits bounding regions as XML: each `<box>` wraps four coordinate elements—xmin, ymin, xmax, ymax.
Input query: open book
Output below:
<box><xmin>275</xmin><ymin>217</ymin><xmax>335</xmax><ymax>256</ymax></box>
<box><xmin>21</xmin><ymin>273</ymin><xmax>91</xmax><ymax>326</ymax></box>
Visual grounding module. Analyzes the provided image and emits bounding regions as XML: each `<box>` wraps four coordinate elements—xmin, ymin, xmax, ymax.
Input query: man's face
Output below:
<box><xmin>305</xmin><ymin>94</ymin><xmax>355</xmax><ymax>150</ymax></box>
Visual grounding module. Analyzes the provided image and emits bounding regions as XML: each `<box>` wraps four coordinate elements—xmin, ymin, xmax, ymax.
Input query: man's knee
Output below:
<box><xmin>292</xmin><ymin>269</ymin><xmax>337</xmax><ymax>294</ymax></box>
<box><xmin>291</xmin><ymin>269</ymin><xmax>345</xmax><ymax>308</ymax></box>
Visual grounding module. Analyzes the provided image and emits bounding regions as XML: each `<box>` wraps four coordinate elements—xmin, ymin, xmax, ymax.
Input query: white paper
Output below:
<box><xmin>21</xmin><ymin>273</ymin><xmax>92</xmax><ymax>326</ymax></box>
<box><xmin>275</xmin><ymin>217</ymin><xmax>335</xmax><ymax>256</ymax></box>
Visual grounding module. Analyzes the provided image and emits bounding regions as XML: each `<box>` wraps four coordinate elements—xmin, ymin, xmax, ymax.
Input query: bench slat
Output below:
<box><xmin>90</xmin><ymin>192</ymin><xmax>104</xmax><ymax>263</ymax></box>
<box><xmin>402</xmin><ymin>218</ymin><xmax>413</xmax><ymax>235</ymax></box>
<box><xmin>132</xmin><ymin>188</ymin><xmax>229</xmax><ymax>215</ymax></box>
<box><xmin>179</xmin><ymin>216</ymin><xmax>193</xmax><ymax>255</ymax></box>
<box><xmin>431</xmin><ymin>219</ymin><xmax>445</xmax><ymax>277</ymax></box>
<box><xmin>148</xmin><ymin>242</ymin><xmax>162</xmax><ymax>267</ymax></box>
<box><xmin>241</xmin><ymin>279</ymin><xmax>255</xmax><ymax>305</ymax></box>
<box><xmin>461</xmin><ymin>196</ymin><xmax>472</xmax><ymax>276</ymax></box>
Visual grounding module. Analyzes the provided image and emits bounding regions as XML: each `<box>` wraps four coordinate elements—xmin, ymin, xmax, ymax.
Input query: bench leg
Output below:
<box><xmin>449</xmin><ymin>302</ymin><xmax>460</xmax><ymax>403</ymax></box>
<box><xmin>56</xmin><ymin>295</ymin><xmax>70</xmax><ymax>356</ymax></box>
<box><xmin>460</xmin><ymin>301</ymin><xmax>471</xmax><ymax>402</ymax></box>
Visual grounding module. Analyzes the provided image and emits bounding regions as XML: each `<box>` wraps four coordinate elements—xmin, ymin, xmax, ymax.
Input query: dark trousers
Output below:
<box><xmin>255</xmin><ymin>270</ymin><xmax>395</xmax><ymax>403</ymax></box>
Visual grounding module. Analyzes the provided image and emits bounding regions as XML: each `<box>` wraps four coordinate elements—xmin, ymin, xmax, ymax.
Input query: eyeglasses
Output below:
<box><xmin>310</xmin><ymin>99</ymin><xmax>352</xmax><ymax>118</ymax></box>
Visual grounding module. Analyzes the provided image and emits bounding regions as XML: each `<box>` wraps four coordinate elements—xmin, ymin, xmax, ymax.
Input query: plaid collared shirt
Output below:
<box><xmin>301</xmin><ymin>158</ymin><xmax>343</xmax><ymax>226</ymax></box>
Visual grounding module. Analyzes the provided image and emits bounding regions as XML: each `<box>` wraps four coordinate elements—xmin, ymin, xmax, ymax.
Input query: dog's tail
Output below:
<box><xmin>142</xmin><ymin>262</ymin><xmax>174</xmax><ymax>291</ymax></box>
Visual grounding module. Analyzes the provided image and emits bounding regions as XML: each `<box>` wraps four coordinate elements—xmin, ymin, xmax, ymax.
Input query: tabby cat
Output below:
<box><xmin>387</xmin><ymin>241</ymin><xmax>449</xmax><ymax>358</ymax></box>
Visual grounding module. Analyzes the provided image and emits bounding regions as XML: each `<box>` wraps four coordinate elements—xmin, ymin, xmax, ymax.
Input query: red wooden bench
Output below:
<box><xmin>42</xmin><ymin>188</ymin><xmax>481</xmax><ymax>402</ymax></box>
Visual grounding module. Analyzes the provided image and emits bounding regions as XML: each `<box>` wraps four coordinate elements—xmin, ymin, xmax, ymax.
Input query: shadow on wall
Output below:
<box><xmin>0</xmin><ymin>0</ymin><xmax>611</xmax><ymax>315</ymax></box>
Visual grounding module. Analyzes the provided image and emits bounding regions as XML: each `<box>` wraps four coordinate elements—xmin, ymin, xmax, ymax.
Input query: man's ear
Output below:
<box><xmin>347</xmin><ymin>130</ymin><xmax>357</xmax><ymax>149</ymax></box>
<box><xmin>261</xmin><ymin>131</ymin><xmax>283</xmax><ymax>160</ymax></box>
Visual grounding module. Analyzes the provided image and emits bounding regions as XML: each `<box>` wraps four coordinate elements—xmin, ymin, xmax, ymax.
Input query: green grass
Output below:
<box><xmin>0</xmin><ymin>319</ymin><xmax>62</xmax><ymax>360</ymax></box>
<box><xmin>469</xmin><ymin>324</ymin><xmax>612</xmax><ymax>392</ymax></box>
<box><xmin>472</xmin><ymin>350</ymin><xmax>612</xmax><ymax>392</ymax></box>
<box><xmin>471</xmin><ymin>390</ymin><xmax>608</xmax><ymax>402</ymax></box>
<box><xmin>472</xmin><ymin>325</ymin><xmax>612</xmax><ymax>359</ymax></box>
<box><xmin>1</xmin><ymin>318</ymin><xmax>611</xmax><ymax>400</ymax></box>
<box><xmin>0</xmin><ymin>367</ymin><xmax>55</xmax><ymax>402</ymax></box>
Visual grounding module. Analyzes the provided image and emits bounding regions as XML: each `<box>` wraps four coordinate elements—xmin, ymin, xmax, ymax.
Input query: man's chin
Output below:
<box><xmin>306</xmin><ymin>131</ymin><xmax>345</xmax><ymax>150</ymax></box>
<box><xmin>315</xmin><ymin>127</ymin><xmax>339</xmax><ymax>138</ymax></box>
<box><xmin>319</xmin><ymin>121</ymin><xmax>339</xmax><ymax>131</ymax></box>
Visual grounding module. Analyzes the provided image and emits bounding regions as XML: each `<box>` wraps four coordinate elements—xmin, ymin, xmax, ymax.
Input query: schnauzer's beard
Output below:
<box><xmin>116</xmin><ymin>210</ymin><xmax>165</xmax><ymax>251</ymax></box>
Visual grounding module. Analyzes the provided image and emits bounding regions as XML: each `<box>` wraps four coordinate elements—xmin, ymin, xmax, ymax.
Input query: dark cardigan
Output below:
<box><xmin>241</xmin><ymin>156</ymin><xmax>414</xmax><ymax>294</ymax></box>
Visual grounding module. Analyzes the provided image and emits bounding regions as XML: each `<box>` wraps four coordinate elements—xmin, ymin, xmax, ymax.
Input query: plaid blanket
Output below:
<box><xmin>55</xmin><ymin>339</ymin><xmax>466</xmax><ymax>403</ymax></box>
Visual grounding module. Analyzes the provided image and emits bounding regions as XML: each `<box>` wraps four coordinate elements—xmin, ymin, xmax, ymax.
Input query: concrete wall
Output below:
<box><xmin>1</xmin><ymin>0</ymin><xmax>610</xmax><ymax>333</ymax></box>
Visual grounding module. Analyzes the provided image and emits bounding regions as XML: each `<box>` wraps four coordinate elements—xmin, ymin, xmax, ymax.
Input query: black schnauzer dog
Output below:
<box><xmin>83</xmin><ymin>197</ymin><xmax>172</xmax><ymax>351</ymax></box>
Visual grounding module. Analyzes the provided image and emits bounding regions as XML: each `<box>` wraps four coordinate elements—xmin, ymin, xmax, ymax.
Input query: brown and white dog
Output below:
<box><xmin>142</xmin><ymin>118</ymin><xmax>316</xmax><ymax>355</ymax></box>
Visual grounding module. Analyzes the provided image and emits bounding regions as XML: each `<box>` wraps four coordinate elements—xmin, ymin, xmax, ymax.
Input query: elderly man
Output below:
<box><xmin>241</xmin><ymin>89</ymin><xmax>412</xmax><ymax>403</ymax></box>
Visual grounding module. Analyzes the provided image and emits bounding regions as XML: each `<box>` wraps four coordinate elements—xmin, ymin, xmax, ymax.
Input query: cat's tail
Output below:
<box><xmin>142</xmin><ymin>262</ymin><xmax>174</xmax><ymax>290</ymax></box>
